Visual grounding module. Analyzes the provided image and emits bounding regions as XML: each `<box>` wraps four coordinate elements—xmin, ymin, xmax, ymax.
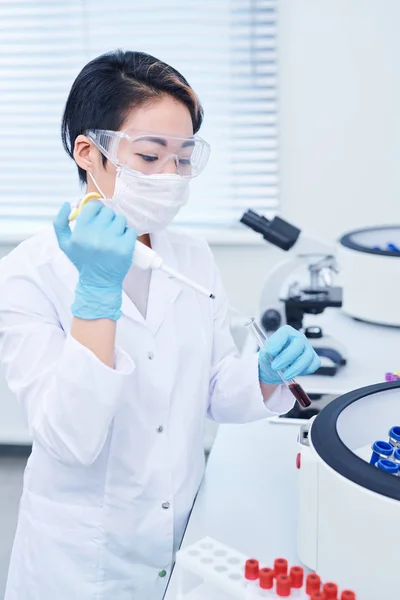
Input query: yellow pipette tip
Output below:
<box><xmin>69</xmin><ymin>192</ymin><xmax>102</xmax><ymax>222</ymax></box>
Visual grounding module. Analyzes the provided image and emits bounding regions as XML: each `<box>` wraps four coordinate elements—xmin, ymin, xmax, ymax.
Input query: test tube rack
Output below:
<box><xmin>175</xmin><ymin>537</ymin><xmax>355</xmax><ymax>599</ymax></box>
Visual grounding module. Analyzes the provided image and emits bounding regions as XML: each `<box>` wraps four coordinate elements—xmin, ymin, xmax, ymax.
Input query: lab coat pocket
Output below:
<box><xmin>17</xmin><ymin>491</ymin><xmax>103</xmax><ymax>600</ymax></box>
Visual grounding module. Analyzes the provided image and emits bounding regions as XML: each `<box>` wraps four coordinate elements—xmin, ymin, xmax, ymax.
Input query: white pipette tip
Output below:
<box><xmin>161</xmin><ymin>264</ymin><xmax>215</xmax><ymax>300</ymax></box>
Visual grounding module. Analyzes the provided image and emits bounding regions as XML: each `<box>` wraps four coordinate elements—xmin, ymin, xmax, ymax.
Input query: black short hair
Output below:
<box><xmin>61</xmin><ymin>50</ymin><xmax>204</xmax><ymax>184</ymax></box>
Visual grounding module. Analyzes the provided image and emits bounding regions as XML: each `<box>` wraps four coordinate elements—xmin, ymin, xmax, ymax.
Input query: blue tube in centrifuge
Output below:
<box><xmin>370</xmin><ymin>440</ymin><xmax>393</xmax><ymax>465</ymax></box>
<box><xmin>388</xmin><ymin>426</ymin><xmax>400</xmax><ymax>448</ymax></box>
<box><xmin>376</xmin><ymin>459</ymin><xmax>399</xmax><ymax>474</ymax></box>
<box><xmin>393</xmin><ymin>448</ymin><xmax>400</xmax><ymax>467</ymax></box>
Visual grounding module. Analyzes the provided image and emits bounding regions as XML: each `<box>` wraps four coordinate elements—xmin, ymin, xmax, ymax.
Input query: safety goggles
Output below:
<box><xmin>87</xmin><ymin>129</ymin><xmax>210</xmax><ymax>178</ymax></box>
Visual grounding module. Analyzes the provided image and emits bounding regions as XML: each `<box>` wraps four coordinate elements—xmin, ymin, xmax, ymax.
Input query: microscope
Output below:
<box><xmin>240</xmin><ymin>210</ymin><xmax>347</xmax><ymax>377</ymax></box>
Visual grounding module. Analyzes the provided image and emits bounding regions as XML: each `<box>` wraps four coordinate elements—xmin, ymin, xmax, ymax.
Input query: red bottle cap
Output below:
<box><xmin>276</xmin><ymin>574</ymin><xmax>291</xmax><ymax>597</ymax></box>
<box><xmin>244</xmin><ymin>559</ymin><xmax>259</xmax><ymax>580</ymax></box>
<box><xmin>290</xmin><ymin>565</ymin><xmax>304</xmax><ymax>588</ymax></box>
<box><xmin>341</xmin><ymin>592</ymin><xmax>356</xmax><ymax>600</ymax></box>
<box><xmin>274</xmin><ymin>558</ymin><xmax>288</xmax><ymax>576</ymax></box>
<box><xmin>306</xmin><ymin>573</ymin><xmax>321</xmax><ymax>594</ymax></box>
<box><xmin>323</xmin><ymin>582</ymin><xmax>338</xmax><ymax>598</ymax></box>
<box><xmin>310</xmin><ymin>593</ymin><xmax>326</xmax><ymax>600</ymax></box>
<box><xmin>259</xmin><ymin>567</ymin><xmax>274</xmax><ymax>590</ymax></box>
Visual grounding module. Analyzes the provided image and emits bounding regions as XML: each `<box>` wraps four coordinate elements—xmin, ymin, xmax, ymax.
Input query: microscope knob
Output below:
<box><xmin>305</xmin><ymin>326</ymin><xmax>323</xmax><ymax>339</ymax></box>
<box><xmin>261</xmin><ymin>309</ymin><xmax>281</xmax><ymax>333</ymax></box>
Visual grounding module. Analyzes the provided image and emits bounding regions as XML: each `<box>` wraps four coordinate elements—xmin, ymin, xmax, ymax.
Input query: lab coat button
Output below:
<box><xmin>157</xmin><ymin>425</ymin><xmax>164</xmax><ymax>433</ymax></box>
<box><xmin>147</xmin><ymin>351</ymin><xmax>154</xmax><ymax>360</ymax></box>
<box><xmin>161</xmin><ymin>502</ymin><xmax>170</xmax><ymax>510</ymax></box>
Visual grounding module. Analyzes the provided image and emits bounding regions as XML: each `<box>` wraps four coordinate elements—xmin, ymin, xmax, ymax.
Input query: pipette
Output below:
<box><xmin>245</xmin><ymin>317</ymin><xmax>312</xmax><ymax>408</ymax></box>
<box><xmin>68</xmin><ymin>194</ymin><xmax>215</xmax><ymax>300</ymax></box>
<box><xmin>132</xmin><ymin>240</ymin><xmax>215</xmax><ymax>299</ymax></box>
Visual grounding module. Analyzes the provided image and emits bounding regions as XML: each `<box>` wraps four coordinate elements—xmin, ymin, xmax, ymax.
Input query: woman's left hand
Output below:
<box><xmin>258</xmin><ymin>325</ymin><xmax>321</xmax><ymax>385</ymax></box>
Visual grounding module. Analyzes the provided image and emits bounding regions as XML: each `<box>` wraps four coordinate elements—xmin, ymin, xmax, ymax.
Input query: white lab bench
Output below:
<box><xmin>165</xmin><ymin>309</ymin><xmax>400</xmax><ymax>597</ymax></box>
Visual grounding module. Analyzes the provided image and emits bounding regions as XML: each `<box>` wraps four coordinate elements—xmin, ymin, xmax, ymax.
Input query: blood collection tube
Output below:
<box><xmin>289</xmin><ymin>566</ymin><xmax>304</xmax><ymax>598</ymax></box>
<box><xmin>369</xmin><ymin>440</ymin><xmax>393</xmax><ymax>465</ymax></box>
<box><xmin>244</xmin><ymin>558</ymin><xmax>259</xmax><ymax>581</ymax></box>
<box><xmin>274</xmin><ymin>558</ymin><xmax>288</xmax><ymax>577</ymax></box>
<box><xmin>323</xmin><ymin>582</ymin><xmax>338</xmax><ymax>599</ymax></box>
<box><xmin>259</xmin><ymin>567</ymin><xmax>274</xmax><ymax>595</ymax></box>
<box><xmin>244</xmin><ymin>558</ymin><xmax>259</xmax><ymax>595</ymax></box>
<box><xmin>310</xmin><ymin>593</ymin><xmax>326</xmax><ymax>600</ymax></box>
<box><xmin>290</xmin><ymin>566</ymin><xmax>304</xmax><ymax>589</ymax></box>
<box><xmin>340</xmin><ymin>592</ymin><xmax>355</xmax><ymax>600</ymax></box>
<box><xmin>306</xmin><ymin>573</ymin><xmax>321</xmax><ymax>595</ymax></box>
<box><xmin>276</xmin><ymin>574</ymin><xmax>291</xmax><ymax>597</ymax></box>
<box><xmin>287</xmin><ymin>381</ymin><xmax>312</xmax><ymax>408</ymax></box>
<box><xmin>376</xmin><ymin>458</ymin><xmax>399</xmax><ymax>475</ymax></box>
<box><xmin>393</xmin><ymin>448</ymin><xmax>400</xmax><ymax>472</ymax></box>
<box><xmin>388</xmin><ymin>426</ymin><xmax>400</xmax><ymax>448</ymax></box>
<box><xmin>245</xmin><ymin>317</ymin><xmax>312</xmax><ymax>408</ymax></box>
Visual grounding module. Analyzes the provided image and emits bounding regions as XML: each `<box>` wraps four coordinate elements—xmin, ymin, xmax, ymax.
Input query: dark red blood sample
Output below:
<box><xmin>245</xmin><ymin>559</ymin><xmax>259</xmax><ymax>580</ymax></box>
<box><xmin>341</xmin><ymin>592</ymin><xmax>356</xmax><ymax>600</ymax></box>
<box><xmin>310</xmin><ymin>593</ymin><xmax>326</xmax><ymax>600</ymax></box>
<box><xmin>323</xmin><ymin>582</ymin><xmax>338</xmax><ymax>598</ymax></box>
<box><xmin>259</xmin><ymin>567</ymin><xmax>274</xmax><ymax>589</ymax></box>
<box><xmin>290</xmin><ymin>565</ymin><xmax>304</xmax><ymax>588</ymax></box>
<box><xmin>289</xmin><ymin>382</ymin><xmax>312</xmax><ymax>407</ymax></box>
<box><xmin>276</xmin><ymin>574</ymin><xmax>291</xmax><ymax>597</ymax></box>
<box><xmin>274</xmin><ymin>558</ymin><xmax>288</xmax><ymax>576</ymax></box>
<box><xmin>306</xmin><ymin>573</ymin><xmax>321</xmax><ymax>595</ymax></box>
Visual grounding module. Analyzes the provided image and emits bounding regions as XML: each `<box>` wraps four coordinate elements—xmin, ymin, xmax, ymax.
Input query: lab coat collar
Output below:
<box><xmin>53</xmin><ymin>228</ymin><xmax>181</xmax><ymax>336</ymax></box>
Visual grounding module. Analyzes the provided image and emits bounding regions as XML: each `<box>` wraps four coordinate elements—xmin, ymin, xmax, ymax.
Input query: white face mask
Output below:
<box><xmin>89</xmin><ymin>167</ymin><xmax>190</xmax><ymax>235</ymax></box>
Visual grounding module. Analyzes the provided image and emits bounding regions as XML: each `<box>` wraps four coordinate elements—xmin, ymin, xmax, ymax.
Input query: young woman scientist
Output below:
<box><xmin>0</xmin><ymin>51</ymin><xmax>320</xmax><ymax>600</ymax></box>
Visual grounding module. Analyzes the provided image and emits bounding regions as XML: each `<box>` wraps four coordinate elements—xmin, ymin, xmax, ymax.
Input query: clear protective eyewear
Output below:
<box><xmin>87</xmin><ymin>129</ymin><xmax>210</xmax><ymax>178</ymax></box>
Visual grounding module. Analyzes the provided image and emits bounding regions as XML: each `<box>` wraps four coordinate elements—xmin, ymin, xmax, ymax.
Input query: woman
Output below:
<box><xmin>0</xmin><ymin>50</ymin><xmax>320</xmax><ymax>600</ymax></box>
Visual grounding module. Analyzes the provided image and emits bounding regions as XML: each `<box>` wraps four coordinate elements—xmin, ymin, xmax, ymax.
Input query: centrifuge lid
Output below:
<box><xmin>311</xmin><ymin>381</ymin><xmax>400</xmax><ymax>501</ymax></box>
<box><xmin>339</xmin><ymin>225</ymin><xmax>400</xmax><ymax>257</ymax></box>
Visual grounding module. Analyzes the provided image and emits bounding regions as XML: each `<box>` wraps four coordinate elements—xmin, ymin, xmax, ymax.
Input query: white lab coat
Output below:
<box><xmin>0</xmin><ymin>226</ymin><xmax>293</xmax><ymax>600</ymax></box>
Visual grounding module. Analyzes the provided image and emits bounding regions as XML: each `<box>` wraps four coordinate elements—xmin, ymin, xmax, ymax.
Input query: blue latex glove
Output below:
<box><xmin>258</xmin><ymin>325</ymin><xmax>321</xmax><ymax>385</ymax></box>
<box><xmin>54</xmin><ymin>201</ymin><xmax>136</xmax><ymax>321</ymax></box>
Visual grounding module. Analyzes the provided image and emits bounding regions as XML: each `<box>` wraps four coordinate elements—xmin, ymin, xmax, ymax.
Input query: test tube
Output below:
<box><xmin>393</xmin><ymin>448</ymin><xmax>400</xmax><ymax>472</ymax></box>
<box><xmin>340</xmin><ymin>592</ymin><xmax>356</xmax><ymax>600</ymax></box>
<box><xmin>244</xmin><ymin>558</ymin><xmax>260</xmax><ymax>596</ymax></box>
<box><xmin>289</xmin><ymin>566</ymin><xmax>304</xmax><ymax>598</ymax></box>
<box><xmin>369</xmin><ymin>440</ymin><xmax>393</xmax><ymax>465</ymax></box>
<box><xmin>276</xmin><ymin>575</ymin><xmax>291</xmax><ymax>597</ymax></box>
<box><xmin>258</xmin><ymin>568</ymin><xmax>274</xmax><ymax>596</ymax></box>
<box><xmin>388</xmin><ymin>426</ymin><xmax>400</xmax><ymax>448</ymax></box>
<box><xmin>323</xmin><ymin>582</ymin><xmax>339</xmax><ymax>599</ymax></box>
<box><xmin>376</xmin><ymin>459</ymin><xmax>399</xmax><ymax>475</ymax></box>
<box><xmin>245</xmin><ymin>317</ymin><xmax>312</xmax><ymax>408</ymax></box>
<box><xmin>306</xmin><ymin>573</ymin><xmax>321</xmax><ymax>596</ymax></box>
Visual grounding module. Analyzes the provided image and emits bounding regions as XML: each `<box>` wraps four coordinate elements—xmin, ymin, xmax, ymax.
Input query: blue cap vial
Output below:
<box><xmin>370</xmin><ymin>440</ymin><xmax>393</xmax><ymax>465</ymax></box>
<box><xmin>376</xmin><ymin>459</ymin><xmax>399</xmax><ymax>474</ymax></box>
<box><xmin>394</xmin><ymin>448</ymin><xmax>400</xmax><ymax>463</ymax></box>
<box><xmin>389</xmin><ymin>426</ymin><xmax>400</xmax><ymax>448</ymax></box>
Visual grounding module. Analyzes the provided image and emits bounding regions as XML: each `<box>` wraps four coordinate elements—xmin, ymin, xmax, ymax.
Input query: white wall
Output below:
<box><xmin>215</xmin><ymin>0</ymin><xmax>400</xmax><ymax>313</ymax></box>
<box><xmin>278</xmin><ymin>0</ymin><xmax>400</xmax><ymax>239</ymax></box>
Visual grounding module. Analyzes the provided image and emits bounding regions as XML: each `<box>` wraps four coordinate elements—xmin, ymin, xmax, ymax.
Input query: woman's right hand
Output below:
<box><xmin>54</xmin><ymin>201</ymin><xmax>136</xmax><ymax>321</ymax></box>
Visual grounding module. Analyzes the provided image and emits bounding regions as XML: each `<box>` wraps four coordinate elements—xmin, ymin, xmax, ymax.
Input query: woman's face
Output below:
<box><xmin>74</xmin><ymin>95</ymin><xmax>194</xmax><ymax>198</ymax></box>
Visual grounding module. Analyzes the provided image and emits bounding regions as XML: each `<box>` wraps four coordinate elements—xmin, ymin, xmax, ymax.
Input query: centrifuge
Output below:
<box><xmin>297</xmin><ymin>380</ymin><xmax>400</xmax><ymax>600</ymax></box>
<box><xmin>338</xmin><ymin>225</ymin><xmax>400</xmax><ymax>326</ymax></box>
